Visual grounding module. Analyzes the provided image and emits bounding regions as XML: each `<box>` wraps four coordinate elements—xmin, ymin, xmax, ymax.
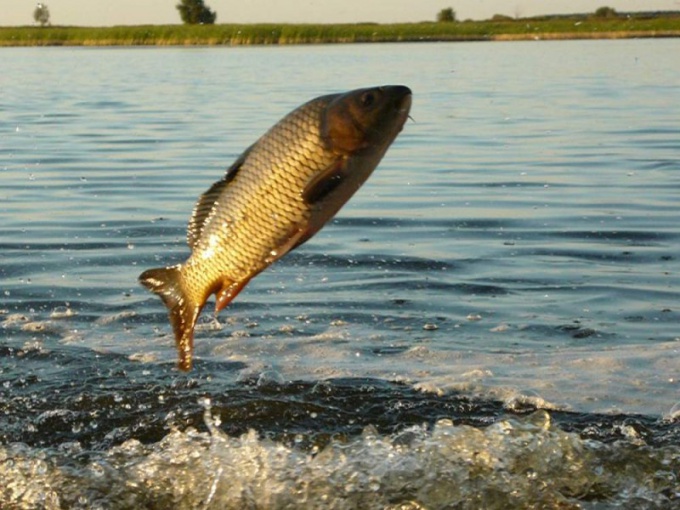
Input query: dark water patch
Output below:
<box><xmin>37</xmin><ymin>112</ymin><xmax>80</xmax><ymax>120</ymax></box>
<box><xmin>610</xmin><ymin>127</ymin><xmax>680</xmax><ymax>137</ymax></box>
<box><xmin>315</xmin><ymin>276</ymin><xmax>480</xmax><ymax>294</ymax></box>
<box><xmin>636</xmin><ymin>142</ymin><xmax>680</xmax><ymax>153</ymax></box>
<box><xmin>499</xmin><ymin>279</ymin><xmax>676</xmax><ymax>296</ymax></box>
<box><xmin>1</xmin><ymin>344</ymin><xmax>677</xmax><ymax>452</ymax></box>
<box><xmin>512</xmin><ymin>322</ymin><xmax>615</xmax><ymax>343</ymax></box>
<box><xmin>287</xmin><ymin>252</ymin><xmax>456</xmax><ymax>272</ymax></box>
<box><xmin>359</xmin><ymin>344</ymin><xmax>412</xmax><ymax>357</ymax></box>
<box><xmin>73</xmin><ymin>218</ymin><xmax>173</xmax><ymax>230</ymax></box>
<box><xmin>636</xmin><ymin>158</ymin><xmax>680</xmax><ymax>171</ymax></box>
<box><xmin>1</xmin><ymin>298</ymin><xmax>135</xmax><ymax>317</ymax></box>
<box><xmin>1</xmin><ymin>261</ymin><xmax>58</xmax><ymax>280</ymax></box>
<box><xmin>0</xmin><ymin>345</ymin><xmax>242</xmax><ymax>448</ymax></box>
<box><xmin>0</xmin><ymin>241</ymin><xmax>130</xmax><ymax>252</ymax></box>
<box><xmin>517</xmin><ymin>246</ymin><xmax>668</xmax><ymax>263</ymax></box>
<box><xmin>331</xmin><ymin>216</ymin><xmax>520</xmax><ymax>231</ymax></box>
<box><xmin>23</xmin><ymin>155</ymin><xmax>87</xmax><ymax>165</ymax></box>
<box><xmin>458</xmin><ymin>227</ymin><xmax>680</xmax><ymax>247</ymax></box>
<box><xmin>434</xmin><ymin>180</ymin><xmax>569</xmax><ymax>189</ymax></box>
<box><xmin>318</xmin><ymin>277</ymin><xmax>510</xmax><ymax>297</ymax></box>
<box><xmin>98</xmin><ymin>138</ymin><xmax>161</xmax><ymax>146</ymax></box>
<box><xmin>73</xmin><ymin>100</ymin><xmax>131</xmax><ymax>110</ymax></box>
<box><xmin>110</xmin><ymin>222</ymin><xmax>186</xmax><ymax>241</ymax></box>
<box><xmin>551</xmin><ymin>229</ymin><xmax>677</xmax><ymax>244</ymax></box>
<box><xmin>557</xmin><ymin>323</ymin><xmax>607</xmax><ymax>340</ymax></box>
<box><xmin>547</xmin><ymin>230</ymin><xmax>678</xmax><ymax>243</ymax></box>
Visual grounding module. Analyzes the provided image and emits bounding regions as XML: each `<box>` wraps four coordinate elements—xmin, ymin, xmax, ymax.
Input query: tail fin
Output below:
<box><xmin>139</xmin><ymin>265</ymin><xmax>202</xmax><ymax>371</ymax></box>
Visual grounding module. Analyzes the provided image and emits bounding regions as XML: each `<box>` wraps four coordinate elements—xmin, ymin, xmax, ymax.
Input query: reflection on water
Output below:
<box><xmin>1</xmin><ymin>40</ymin><xmax>680</xmax><ymax>508</ymax></box>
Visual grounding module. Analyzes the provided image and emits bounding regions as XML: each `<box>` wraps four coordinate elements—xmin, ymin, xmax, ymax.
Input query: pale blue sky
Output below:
<box><xmin>2</xmin><ymin>0</ymin><xmax>679</xmax><ymax>26</ymax></box>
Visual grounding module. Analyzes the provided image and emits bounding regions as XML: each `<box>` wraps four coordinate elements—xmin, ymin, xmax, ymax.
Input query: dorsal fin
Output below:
<box><xmin>186</xmin><ymin>178</ymin><xmax>230</xmax><ymax>249</ymax></box>
<box><xmin>224</xmin><ymin>143</ymin><xmax>254</xmax><ymax>181</ymax></box>
<box><xmin>186</xmin><ymin>144</ymin><xmax>253</xmax><ymax>249</ymax></box>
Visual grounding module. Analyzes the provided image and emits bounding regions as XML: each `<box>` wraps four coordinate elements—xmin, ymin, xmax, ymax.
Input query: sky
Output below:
<box><xmin>2</xmin><ymin>0</ymin><xmax>679</xmax><ymax>26</ymax></box>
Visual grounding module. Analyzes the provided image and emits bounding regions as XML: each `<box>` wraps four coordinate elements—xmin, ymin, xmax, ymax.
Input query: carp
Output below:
<box><xmin>140</xmin><ymin>85</ymin><xmax>412</xmax><ymax>370</ymax></box>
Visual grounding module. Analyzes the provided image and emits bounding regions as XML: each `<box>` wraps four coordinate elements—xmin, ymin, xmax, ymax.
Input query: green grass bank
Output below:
<box><xmin>2</xmin><ymin>14</ymin><xmax>680</xmax><ymax>46</ymax></box>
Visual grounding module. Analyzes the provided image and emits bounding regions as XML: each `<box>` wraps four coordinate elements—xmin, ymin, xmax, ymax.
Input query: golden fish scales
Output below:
<box><xmin>183</xmin><ymin>99</ymin><xmax>334</xmax><ymax>296</ymax></box>
<box><xmin>140</xmin><ymin>85</ymin><xmax>412</xmax><ymax>370</ymax></box>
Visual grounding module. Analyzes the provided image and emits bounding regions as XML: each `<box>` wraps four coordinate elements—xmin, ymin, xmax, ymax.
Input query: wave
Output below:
<box><xmin>1</xmin><ymin>349</ymin><xmax>678</xmax><ymax>509</ymax></box>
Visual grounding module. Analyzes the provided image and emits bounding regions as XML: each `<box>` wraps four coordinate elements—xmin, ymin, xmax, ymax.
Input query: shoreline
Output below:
<box><xmin>3</xmin><ymin>32</ymin><xmax>680</xmax><ymax>47</ymax></box>
<box><xmin>1</xmin><ymin>17</ymin><xmax>680</xmax><ymax>47</ymax></box>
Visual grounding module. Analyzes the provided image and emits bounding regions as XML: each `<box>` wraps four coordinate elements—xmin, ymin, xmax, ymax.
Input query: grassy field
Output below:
<box><xmin>1</xmin><ymin>14</ymin><xmax>680</xmax><ymax>46</ymax></box>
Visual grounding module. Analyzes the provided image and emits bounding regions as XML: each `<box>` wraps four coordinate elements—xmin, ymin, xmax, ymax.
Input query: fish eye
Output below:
<box><xmin>360</xmin><ymin>92</ymin><xmax>376</xmax><ymax>108</ymax></box>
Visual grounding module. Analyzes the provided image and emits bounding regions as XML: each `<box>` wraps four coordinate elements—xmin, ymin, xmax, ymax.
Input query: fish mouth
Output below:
<box><xmin>369</xmin><ymin>87</ymin><xmax>411</xmax><ymax>147</ymax></box>
<box><xmin>381</xmin><ymin>85</ymin><xmax>411</xmax><ymax>127</ymax></box>
<box><xmin>388</xmin><ymin>86</ymin><xmax>412</xmax><ymax>134</ymax></box>
<box><xmin>386</xmin><ymin>85</ymin><xmax>412</xmax><ymax>113</ymax></box>
<box><xmin>397</xmin><ymin>93</ymin><xmax>412</xmax><ymax>129</ymax></box>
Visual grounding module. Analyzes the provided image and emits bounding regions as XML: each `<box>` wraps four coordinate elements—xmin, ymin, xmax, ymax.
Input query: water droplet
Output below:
<box><xmin>667</xmin><ymin>402</ymin><xmax>680</xmax><ymax>421</ymax></box>
<box><xmin>257</xmin><ymin>370</ymin><xmax>285</xmax><ymax>388</ymax></box>
<box><xmin>51</xmin><ymin>306</ymin><xmax>75</xmax><ymax>319</ymax></box>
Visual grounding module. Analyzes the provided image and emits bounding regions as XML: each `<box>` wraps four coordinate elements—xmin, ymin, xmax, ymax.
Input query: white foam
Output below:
<box><xmin>1</xmin><ymin>409</ymin><xmax>676</xmax><ymax>509</ymax></box>
<box><xmin>199</xmin><ymin>322</ymin><xmax>680</xmax><ymax>416</ymax></box>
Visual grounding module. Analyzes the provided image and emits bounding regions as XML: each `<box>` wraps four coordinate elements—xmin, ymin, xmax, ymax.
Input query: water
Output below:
<box><xmin>1</xmin><ymin>40</ymin><xmax>679</xmax><ymax>508</ymax></box>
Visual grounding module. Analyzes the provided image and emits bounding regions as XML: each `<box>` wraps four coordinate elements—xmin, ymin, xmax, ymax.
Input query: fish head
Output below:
<box><xmin>322</xmin><ymin>85</ymin><xmax>412</xmax><ymax>155</ymax></box>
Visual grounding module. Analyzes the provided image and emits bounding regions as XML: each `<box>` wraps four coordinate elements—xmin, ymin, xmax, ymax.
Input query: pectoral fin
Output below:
<box><xmin>301</xmin><ymin>157</ymin><xmax>362</xmax><ymax>246</ymax></box>
<box><xmin>301</xmin><ymin>158</ymin><xmax>347</xmax><ymax>206</ymax></box>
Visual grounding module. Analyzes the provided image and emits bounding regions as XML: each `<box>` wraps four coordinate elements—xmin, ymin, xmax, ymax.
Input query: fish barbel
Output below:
<box><xmin>139</xmin><ymin>85</ymin><xmax>412</xmax><ymax>371</ymax></box>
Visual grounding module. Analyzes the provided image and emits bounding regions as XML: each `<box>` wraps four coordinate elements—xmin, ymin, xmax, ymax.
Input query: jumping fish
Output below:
<box><xmin>139</xmin><ymin>85</ymin><xmax>412</xmax><ymax>370</ymax></box>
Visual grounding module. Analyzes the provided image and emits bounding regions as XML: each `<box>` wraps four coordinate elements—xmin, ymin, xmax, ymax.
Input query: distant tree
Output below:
<box><xmin>437</xmin><ymin>7</ymin><xmax>456</xmax><ymax>23</ymax></box>
<box><xmin>491</xmin><ymin>14</ymin><xmax>514</xmax><ymax>21</ymax></box>
<box><xmin>176</xmin><ymin>0</ymin><xmax>217</xmax><ymax>24</ymax></box>
<box><xmin>594</xmin><ymin>6</ymin><xmax>618</xmax><ymax>18</ymax></box>
<box><xmin>33</xmin><ymin>3</ymin><xmax>50</xmax><ymax>26</ymax></box>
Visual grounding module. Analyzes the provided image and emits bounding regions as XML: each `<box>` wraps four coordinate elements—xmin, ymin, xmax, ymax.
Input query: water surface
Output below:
<box><xmin>1</xmin><ymin>40</ymin><xmax>679</xmax><ymax>508</ymax></box>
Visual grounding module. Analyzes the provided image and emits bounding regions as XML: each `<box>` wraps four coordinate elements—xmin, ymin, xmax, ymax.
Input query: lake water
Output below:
<box><xmin>1</xmin><ymin>40</ymin><xmax>679</xmax><ymax>508</ymax></box>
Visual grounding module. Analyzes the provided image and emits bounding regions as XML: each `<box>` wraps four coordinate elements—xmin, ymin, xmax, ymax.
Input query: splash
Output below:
<box><xmin>1</xmin><ymin>409</ymin><xmax>678</xmax><ymax>509</ymax></box>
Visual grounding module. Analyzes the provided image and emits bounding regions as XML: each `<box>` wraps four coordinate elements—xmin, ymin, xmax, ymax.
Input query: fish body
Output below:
<box><xmin>139</xmin><ymin>85</ymin><xmax>412</xmax><ymax>370</ymax></box>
